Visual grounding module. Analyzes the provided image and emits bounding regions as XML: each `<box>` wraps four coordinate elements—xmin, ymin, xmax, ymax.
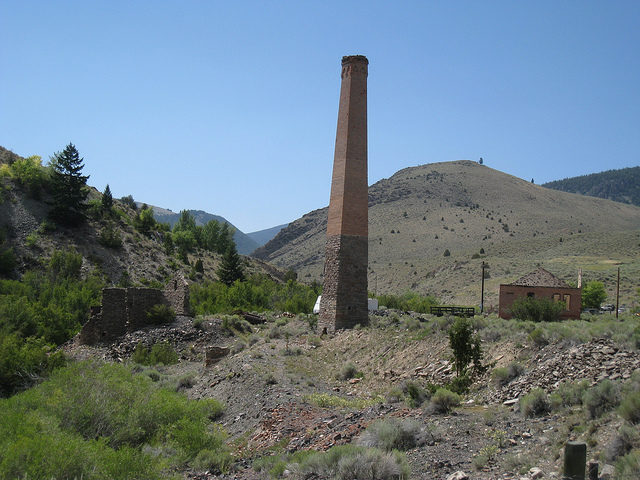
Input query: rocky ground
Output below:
<box><xmin>64</xmin><ymin>312</ymin><xmax>640</xmax><ymax>480</ymax></box>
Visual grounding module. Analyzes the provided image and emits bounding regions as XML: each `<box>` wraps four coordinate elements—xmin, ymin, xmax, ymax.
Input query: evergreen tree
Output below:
<box><xmin>217</xmin><ymin>243</ymin><xmax>244</xmax><ymax>286</ymax></box>
<box><xmin>217</xmin><ymin>222</ymin><xmax>234</xmax><ymax>254</ymax></box>
<box><xmin>49</xmin><ymin>143</ymin><xmax>89</xmax><ymax>225</ymax></box>
<box><xmin>101</xmin><ymin>184</ymin><xmax>113</xmax><ymax>212</ymax></box>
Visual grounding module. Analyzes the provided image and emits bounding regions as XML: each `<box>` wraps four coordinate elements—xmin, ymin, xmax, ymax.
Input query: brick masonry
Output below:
<box><xmin>319</xmin><ymin>55</ymin><xmax>369</xmax><ymax>332</ymax></box>
<box><xmin>319</xmin><ymin>235</ymin><xmax>368</xmax><ymax>332</ymax></box>
<box><xmin>499</xmin><ymin>284</ymin><xmax>582</xmax><ymax>320</ymax></box>
<box><xmin>79</xmin><ymin>274</ymin><xmax>190</xmax><ymax>345</ymax></box>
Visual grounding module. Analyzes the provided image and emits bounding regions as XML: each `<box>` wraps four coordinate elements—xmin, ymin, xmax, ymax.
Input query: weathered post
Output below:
<box><xmin>587</xmin><ymin>461</ymin><xmax>598</xmax><ymax>480</ymax></box>
<box><xmin>563</xmin><ymin>441</ymin><xmax>586</xmax><ymax>480</ymax></box>
<box><xmin>319</xmin><ymin>55</ymin><xmax>369</xmax><ymax>333</ymax></box>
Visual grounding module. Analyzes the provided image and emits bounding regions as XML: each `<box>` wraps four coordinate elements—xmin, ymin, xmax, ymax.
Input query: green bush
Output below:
<box><xmin>132</xmin><ymin>342</ymin><xmax>179</xmax><ymax>366</ymax></box>
<box><xmin>358</xmin><ymin>418</ymin><xmax>422</xmax><ymax>451</ymax></box>
<box><xmin>619</xmin><ymin>391</ymin><xmax>640</xmax><ymax>424</ymax></box>
<box><xmin>221</xmin><ymin>315</ymin><xmax>252</xmax><ymax>335</ymax></box>
<box><xmin>376</xmin><ymin>291</ymin><xmax>438</xmax><ymax>313</ymax></box>
<box><xmin>337</xmin><ymin>362</ymin><xmax>361</xmax><ymax>381</ymax></box>
<box><xmin>190</xmin><ymin>274</ymin><xmax>320</xmax><ymax>315</ymax></box>
<box><xmin>509</xmin><ymin>297</ymin><xmax>565</xmax><ymax>322</ymax></box>
<box><xmin>550</xmin><ymin>379</ymin><xmax>590</xmax><ymax>410</ymax></box>
<box><xmin>288</xmin><ymin>444</ymin><xmax>410</xmax><ymax>480</ymax></box>
<box><xmin>492</xmin><ymin>363</ymin><xmax>524</xmax><ymax>386</ymax></box>
<box><xmin>520</xmin><ymin>388</ymin><xmax>550</xmax><ymax>417</ymax></box>
<box><xmin>146</xmin><ymin>304</ymin><xmax>175</xmax><ymax>325</ymax></box>
<box><xmin>99</xmin><ymin>223</ymin><xmax>123</xmax><ymax>249</ymax></box>
<box><xmin>615</xmin><ymin>450</ymin><xmax>640</xmax><ymax>479</ymax></box>
<box><xmin>0</xmin><ymin>361</ymin><xmax>228</xmax><ymax>478</ymax></box>
<box><xmin>606</xmin><ymin>424</ymin><xmax>638</xmax><ymax>462</ymax></box>
<box><xmin>583</xmin><ymin>379</ymin><xmax>621</xmax><ymax>419</ymax></box>
<box><xmin>429</xmin><ymin>388</ymin><xmax>461</xmax><ymax>414</ymax></box>
<box><xmin>404</xmin><ymin>381</ymin><xmax>432</xmax><ymax>407</ymax></box>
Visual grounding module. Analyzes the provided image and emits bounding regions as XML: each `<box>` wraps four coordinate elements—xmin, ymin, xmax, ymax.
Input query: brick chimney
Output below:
<box><xmin>319</xmin><ymin>55</ymin><xmax>369</xmax><ymax>332</ymax></box>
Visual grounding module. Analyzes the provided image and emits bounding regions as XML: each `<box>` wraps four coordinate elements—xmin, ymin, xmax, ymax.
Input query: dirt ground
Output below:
<box><xmin>65</xmin><ymin>313</ymin><xmax>640</xmax><ymax>479</ymax></box>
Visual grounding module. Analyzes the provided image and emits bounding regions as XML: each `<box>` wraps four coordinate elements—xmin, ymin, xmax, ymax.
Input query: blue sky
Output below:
<box><xmin>1</xmin><ymin>1</ymin><xmax>639</xmax><ymax>232</ymax></box>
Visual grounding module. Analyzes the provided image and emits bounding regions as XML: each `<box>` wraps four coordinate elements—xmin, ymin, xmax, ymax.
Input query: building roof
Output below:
<box><xmin>508</xmin><ymin>267</ymin><xmax>572</xmax><ymax>288</ymax></box>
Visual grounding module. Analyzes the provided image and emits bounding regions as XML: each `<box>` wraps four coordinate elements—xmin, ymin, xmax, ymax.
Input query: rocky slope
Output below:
<box><xmin>63</xmin><ymin>311</ymin><xmax>640</xmax><ymax>480</ymax></box>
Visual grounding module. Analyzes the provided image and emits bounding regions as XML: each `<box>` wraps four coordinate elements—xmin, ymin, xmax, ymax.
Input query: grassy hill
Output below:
<box><xmin>254</xmin><ymin>160</ymin><xmax>640</xmax><ymax>308</ymax></box>
<box><xmin>543</xmin><ymin>166</ymin><xmax>640</xmax><ymax>206</ymax></box>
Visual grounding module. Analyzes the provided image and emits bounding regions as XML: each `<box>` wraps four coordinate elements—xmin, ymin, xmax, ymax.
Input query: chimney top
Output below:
<box><xmin>342</xmin><ymin>55</ymin><xmax>368</xmax><ymax>65</ymax></box>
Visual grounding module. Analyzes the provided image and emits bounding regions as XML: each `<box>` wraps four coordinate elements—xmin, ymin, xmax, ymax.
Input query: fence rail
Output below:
<box><xmin>429</xmin><ymin>306</ymin><xmax>475</xmax><ymax>317</ymax></box>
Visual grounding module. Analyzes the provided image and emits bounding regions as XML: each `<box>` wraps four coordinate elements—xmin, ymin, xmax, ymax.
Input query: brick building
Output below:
<box><xmin>498</xmin><ymin>267</ymin><xmax>582</xmax><ymax>320</ymax></box>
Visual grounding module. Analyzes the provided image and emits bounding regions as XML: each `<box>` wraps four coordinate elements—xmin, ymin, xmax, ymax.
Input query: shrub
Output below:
<box><xmin>510</xmin><ymin>297</ymin><xmax>564</xmax><ymax>322</ymax></box>
<box><xmin>337</xmin><ymin>362</ymin><xmax>361</xmax><ymax>381</ymax></box>
<box><xmin>358</xmin><ymin>418</ymin><xmax>423</xmax><ymax>451</ymax></box>
<box><xmin>0</xmin><ymin>361</ymin><xmax>228</xmax><ymax>478</ymax></box>
<box><xmin>619</xmin><ymin>391</ymin><xmax>640</xmax><ymax>424</ymax></box>
<box><xmin>221</xmin><ymin>315</ymin><xmax>252</xmax><ymax>335</ymax></box>
<box><xmin>550</xmin><ymin>379</ymin><xmax>589</xmax><ymax>410</ymax></box>
<box><xmin>288</xmin><ymin>444</ymin><xmax>410</xmax><ymax>480</ymax></box>
<box><xmin>99</xmin><ymin>224</ymin><xmax>123</xmax><ymax>249</ymax></box>
<box><xmin>492</xmin><ymin>363</ymin><xmax>524</xmax><ymax>386</ymax></box>
<box><xmin>520</xmin><ymin>388</ymin><xmax>550</xmax><ymax>417</ymax></box>
<box><xmin>583</xmin><ymin>379</ymin><xmax>621</xmax><ymax>419</ymax></box>
<box><xmin>404</xmin><ymin>381</ymin><xmax>431</xmax><ymax>407</ymax></box>
<box><xmin>615</xmin><ymin>450</ymin><xmax>640</xmax><ymax>479</ymax></box>
<box><xmin>607</xmin><ymin>424</ymin><xmax>638</xmax><ymax>462</ymax></box>
<box><xmin>443</xmin><ymin>249</ymin><xmax>451</xmax><ymax>257</ymax></box>
<box><xmin>429</xmin><ymin>388</ymin><xmax>461</xmax><ymax>414</ymax></box>
<box><xmin>528</xmin><ymin>327</ymin><xmax>549</xmax><ymax>346</ymax></box>
<box><xmin>447</xmin><ymin>373</ymin><xmax>473</xmax><ymax>395</ymax></box>
<box><xmin>132</xmin><ymin>342</ymin><xmax>178</xmax><ymax>366</ymax></box>
<box><xmin>146</xmin><ymin>304</ymin><xmax>175</xmax><ymax>325</ymax></box>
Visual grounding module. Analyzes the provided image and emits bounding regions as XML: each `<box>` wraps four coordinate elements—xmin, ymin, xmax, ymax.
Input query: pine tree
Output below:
<box><xmin>49</xmin><ymin>143</ymin><xmax>89</xmax><ymax>225</ymax></box>
<box><xmin>217</xmin><ymin>243</ymin><xmax>245</xmax><ymax>286</ymax></box>
<box><xmin>101</xmin><ymin>184</ymin><xmax>113</xmax><ymax>212</ymax></box>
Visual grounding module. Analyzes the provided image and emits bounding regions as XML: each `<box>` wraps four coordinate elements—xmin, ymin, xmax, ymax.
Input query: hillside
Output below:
<box><xmin>149</xmin><ymin>206</ymin><xmax>260</xmax><ymax>255</ymax></box>
<box><xmin>543</xmin><ymin>166</ymin><xmax>640</xmax><ymax>206</ymax></box>
<box><xmin>0</xmin><ymin>148</ymin><xmax>284</xmax><ymax>286</ymax></box>
<box><xmin>254</xmin><ymin>160</ymin><xmax>640</xmax><ymax>307</ymax></box>
<box><xmin>247</xmin><ymin>223</ymin><xmax>289</xmax><ymax>248</ymax></box>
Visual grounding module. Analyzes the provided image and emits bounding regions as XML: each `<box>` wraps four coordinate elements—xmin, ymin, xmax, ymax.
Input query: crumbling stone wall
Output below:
<box><xmin>79</xmin><ymin>274</ymin><xmax>190</xmax><ymax>345</ymax></box>
<box><xmin>164</xmin><ymin>274</ymin><xmax>190</xmax><ymax>316</ymax></box>
<box><xmin>127</xmin><ymin>288</ymin><xmax>167</xmax><ymax>331</ymax></box>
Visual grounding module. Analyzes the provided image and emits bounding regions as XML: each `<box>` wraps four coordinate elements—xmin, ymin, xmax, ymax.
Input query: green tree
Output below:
<box><xmin>101</xmin><ymin>184</ymin><xmax>113</xmax><ymax>212</ymax></box>
<box><xmin>448</xmin><ymin>317</ymin><xmax>484</xmax><ymax>377</ymax></box>
<box><xmin>202</xmin><ymin>220</ymin><xmax>221</xmax><ymax>251</ymax></box>
<box><xmin>217</xmin><ymin>222</ymin><xmax>235</xmax><ymax>254</ymax></box>
<box><xmin>582</xmin><ymin>281</ymin><xmax>607</xmax><ymax>309</ymax></box>
<box><xmin>133</xmin><ymin>206</ymin><xmax>157</xmax><ymax>235</ymax></box>
<box><xmin>174</xmin><ymin>210</ymin><xmax>197</xmax><ymax>233</ymax></box>
<box><xmin>217</xmin><ymin>243</ymin><xmax>245</xmax><ymax>286</ymax></box>
<box><xmin>49</xmin><ymin>143</ymin><xmax>89</xmax><ymax>225</ymax></box>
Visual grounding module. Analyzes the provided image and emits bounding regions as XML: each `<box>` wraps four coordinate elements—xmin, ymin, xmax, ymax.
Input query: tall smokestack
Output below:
<box><xmin>319</xmin><ymin>55</ymin><xmax>369</xmax><ymax>332</ymax></box>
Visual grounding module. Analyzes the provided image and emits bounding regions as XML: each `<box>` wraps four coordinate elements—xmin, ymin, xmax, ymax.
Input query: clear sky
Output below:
<box><xmin>2</xmin><ymin>1</ymin><xmax>639</xmax><ymax>232</ymax></box>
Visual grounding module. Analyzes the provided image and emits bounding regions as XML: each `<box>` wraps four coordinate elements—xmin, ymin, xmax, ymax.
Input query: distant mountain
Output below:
<box><xmin>254</xmin><ymin>160</ymin><xmax>640</xmax><ymax>306</ymax></box>
<box><xmin>543</xmin><ymin>166</ymin><xmax>640</xmax><ymax>206</ymax></box>
<box><xmin>247</xmin><ymin>224</ymin><xmax>288</xmax><ymax>249</ymax></box>
<box><xmin>147</xmin><ymin>207</ymin><xmax>259</xmax><ymax>255</ymax></box>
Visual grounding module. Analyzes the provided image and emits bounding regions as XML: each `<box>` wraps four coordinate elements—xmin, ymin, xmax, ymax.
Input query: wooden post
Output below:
<box><xmin>615</xmin><ymin>266</ymin><xmax>620</xmax><ymax>319</ymax></box>
<box><xmin>563</xmin><ymin>441</ymin><xmax>586</xmax><ymax>480</ymax></box>
<box><xmin>480</xmin><ymin>262</ymin><xmax>487</xmax><ymax>314</ymax></box>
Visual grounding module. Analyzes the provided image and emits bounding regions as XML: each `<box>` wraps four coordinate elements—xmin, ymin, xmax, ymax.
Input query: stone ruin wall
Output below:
<box><xmin>79</xmin><ymin>274</ymin><xmax>190</xmax><ymax>345</ymax></box>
